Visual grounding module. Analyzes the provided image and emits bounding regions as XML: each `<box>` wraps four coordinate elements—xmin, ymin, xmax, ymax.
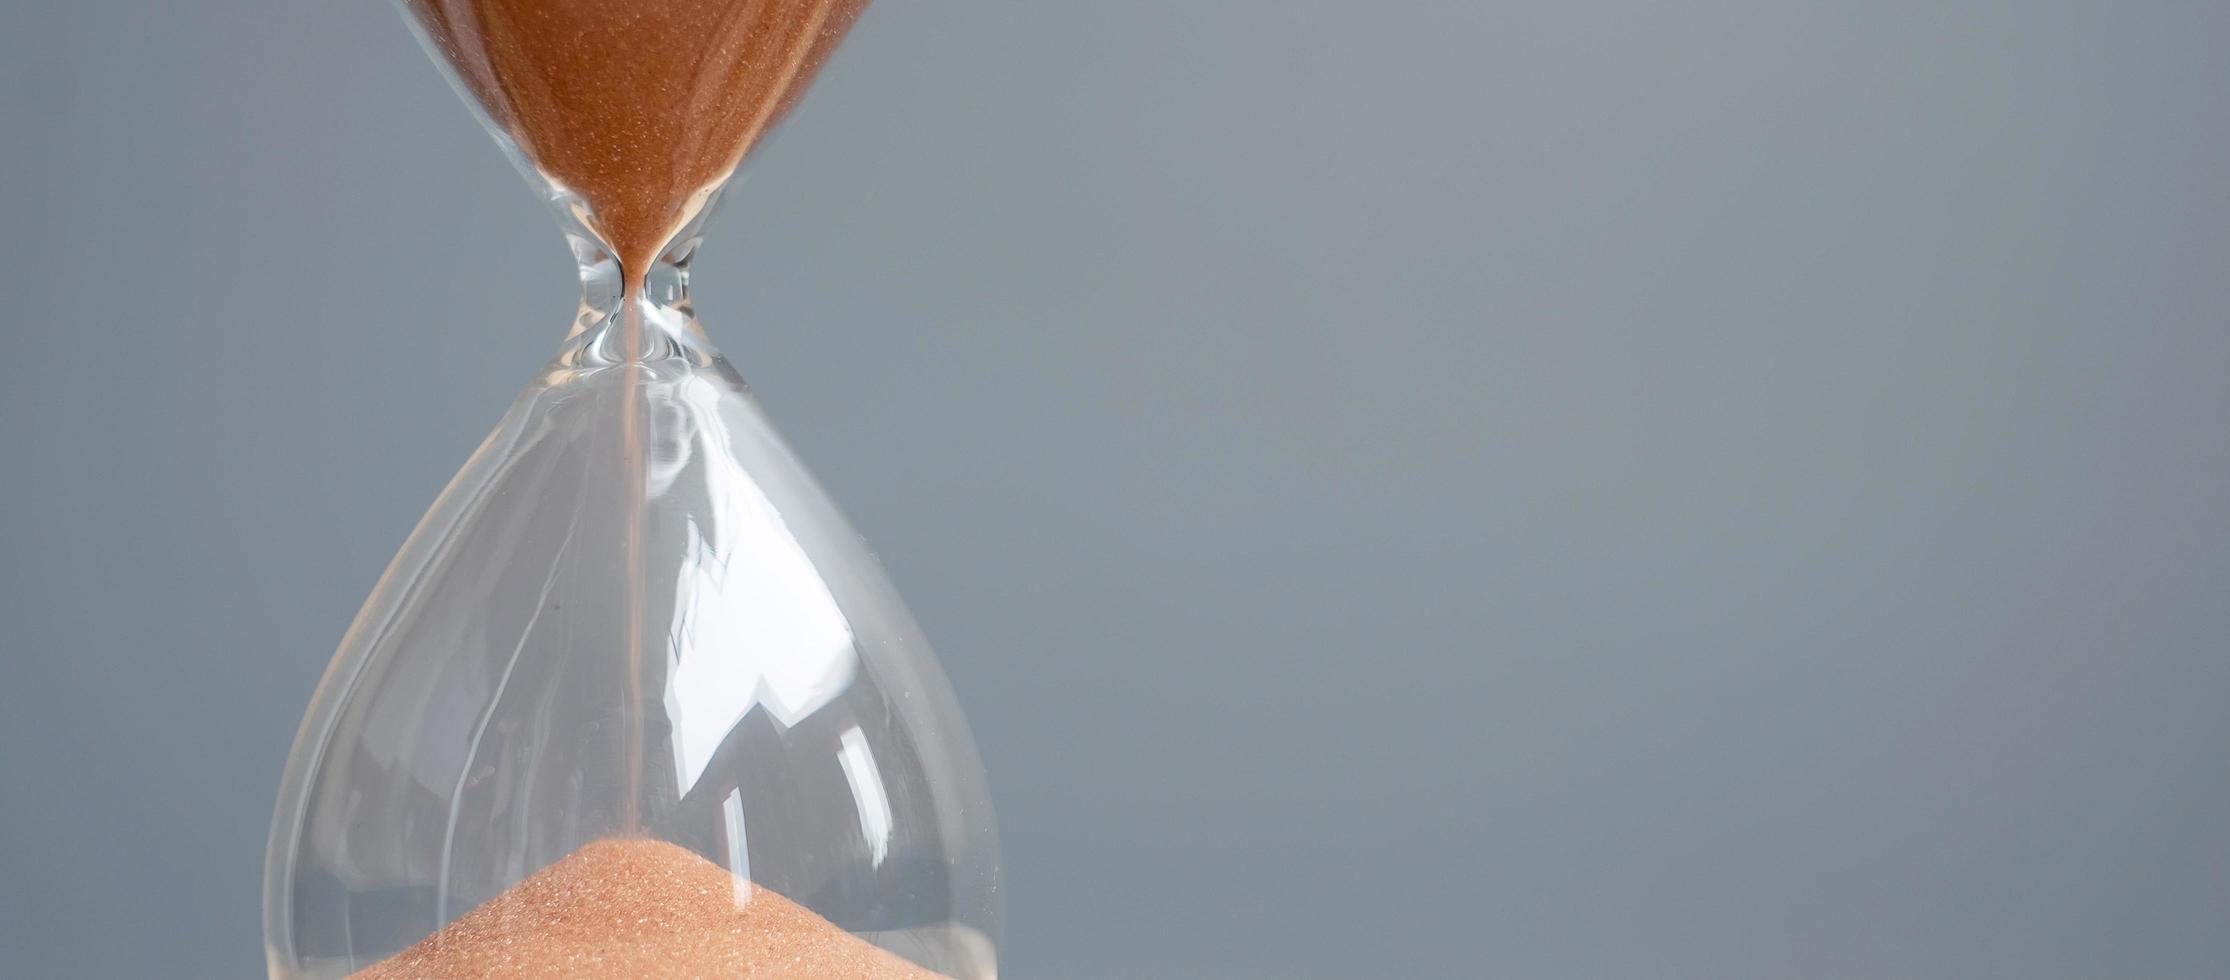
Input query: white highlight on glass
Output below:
<box><xmin>662</xmin><ymin>376</ymin><xmax>858</xmax><ymax>796</ymax></box>
<box><xmin>837</xmin><ymin>725</ymin><xmax>893</xmax><ymax>868</ymax></box>
<box><xmin>724</xmin><ymin>786</ymin><xmax>752</xmax><ymax>906</ymax></box>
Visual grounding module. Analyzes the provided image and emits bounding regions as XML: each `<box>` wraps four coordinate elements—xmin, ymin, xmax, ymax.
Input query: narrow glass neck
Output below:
<box><xmin>558</xmin><ymin>230</ymin><xmax>717</xmax><ymax>370</ymax></box>
<box><xmin>572</xmin><ymin>231</ymin><xmax>694</xmax><ymax>303</ymax></box>
<box><xmin>546</xmin><ymin>180</ymin><xmax>729</xmax><ymax>370</ymax></box>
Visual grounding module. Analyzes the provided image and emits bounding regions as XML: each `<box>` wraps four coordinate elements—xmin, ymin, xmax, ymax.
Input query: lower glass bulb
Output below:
<box><xmin>263</xmin><ymin>309</ymin><xmax>1001</xmax><ymax>978</ymax></box>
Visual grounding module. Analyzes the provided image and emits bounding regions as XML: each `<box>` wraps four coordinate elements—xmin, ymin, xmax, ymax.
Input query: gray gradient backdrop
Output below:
<box><xmin>4</xmin><ymin>1</ymin><xmax>2229</xmax><ymax>977</ymax></box>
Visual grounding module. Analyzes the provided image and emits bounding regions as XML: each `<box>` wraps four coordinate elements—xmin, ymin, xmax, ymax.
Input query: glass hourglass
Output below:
<box><xmin>262</xmin><ymin>2</ymin><xmax>998</xmax><ymax>977</ymax></box>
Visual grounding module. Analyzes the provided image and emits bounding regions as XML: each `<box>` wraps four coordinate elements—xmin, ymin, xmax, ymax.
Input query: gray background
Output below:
<box><xmin>3</xmin><ymin>1</ymin><xmax>2227</xmax><ymax>977</ymax></box>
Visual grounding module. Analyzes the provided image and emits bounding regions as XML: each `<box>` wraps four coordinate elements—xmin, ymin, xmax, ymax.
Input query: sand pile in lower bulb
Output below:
<box><xmin>349</xmin><ymin>837</ymin><xmax>948</xmax><ymax>979</ymax></box>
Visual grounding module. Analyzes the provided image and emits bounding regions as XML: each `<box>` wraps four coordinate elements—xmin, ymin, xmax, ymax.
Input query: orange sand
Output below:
<box><xmin>350</xmin><ymin>838</ymin><xmax>947</xmax><ymax>979</ymax></box>
<box><xmin>403</xmin><ymin>0</ymin><xmax>868</xmax><ymax>289</ymax></box>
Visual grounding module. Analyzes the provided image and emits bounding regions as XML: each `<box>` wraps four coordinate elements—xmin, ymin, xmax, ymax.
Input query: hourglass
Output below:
<box><xmin>263</xmin><ymin>2</ymin><xmax>998</xmax><ymax>977</ymax></box>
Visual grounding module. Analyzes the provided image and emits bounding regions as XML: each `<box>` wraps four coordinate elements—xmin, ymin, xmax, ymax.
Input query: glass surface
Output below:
<box><xmin>263</xmin><ymin>3</ymin><xmax>998</xmax><ymax>978</ymax></box>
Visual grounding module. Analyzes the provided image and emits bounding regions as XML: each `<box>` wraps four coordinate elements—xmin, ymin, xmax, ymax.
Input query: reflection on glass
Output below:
<box><xmin>663</xmin><ymin>374</ymin><xmax>860</xmax><ymax>795</ymax></box>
